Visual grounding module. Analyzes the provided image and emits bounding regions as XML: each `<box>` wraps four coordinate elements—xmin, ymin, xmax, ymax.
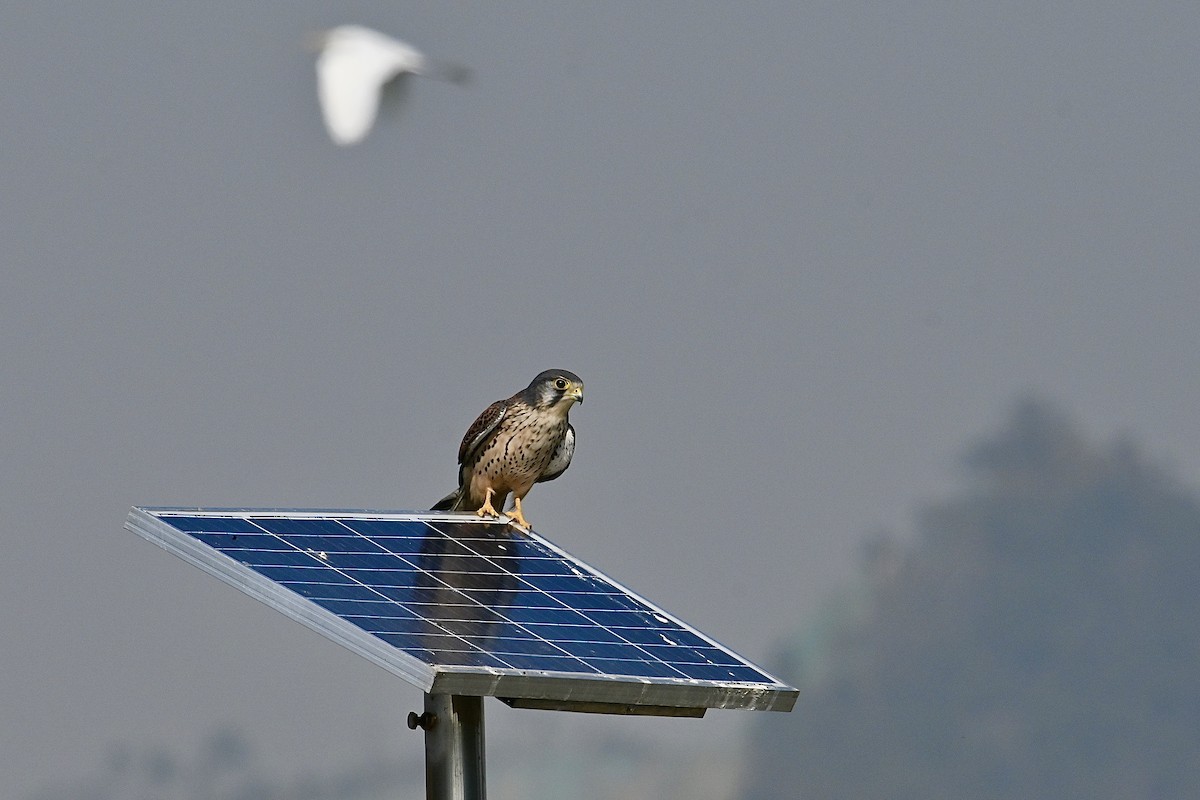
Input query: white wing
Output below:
<box><xmin>316</xmin><ymin>25</ymin><xmax>427</xmax><ymax>146</ymax></box>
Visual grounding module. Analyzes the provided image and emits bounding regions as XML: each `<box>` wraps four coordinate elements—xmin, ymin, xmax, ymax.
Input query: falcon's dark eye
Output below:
<box><xmin>554</xmin><ymin>378</ymin><xmax>569</xmax><ymax>390</ymax></box>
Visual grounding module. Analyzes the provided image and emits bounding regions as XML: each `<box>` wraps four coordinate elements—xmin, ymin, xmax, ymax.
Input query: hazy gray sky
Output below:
<box><xmin>4</xmin><ymin>1</ymin><xmax>1199</xmax><ymax>794</ymax></box>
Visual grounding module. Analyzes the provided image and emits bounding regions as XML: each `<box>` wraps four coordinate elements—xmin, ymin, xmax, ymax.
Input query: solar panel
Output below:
<box><xmin>126</xmin><ymin>507</ymin><xmax>797</xmax><ymax>716</ymax></box>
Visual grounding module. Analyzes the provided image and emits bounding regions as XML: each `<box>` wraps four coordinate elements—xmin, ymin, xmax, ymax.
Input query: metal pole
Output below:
<box><xmin>421</xmin><ymin>693</ymin><xmax>486</xmax><ymax>800</ymax></box>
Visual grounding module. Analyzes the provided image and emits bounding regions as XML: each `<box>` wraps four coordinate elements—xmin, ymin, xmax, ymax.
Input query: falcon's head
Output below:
<box><xmin>523</xmin><ymin>370</ymin><xmax>584</xmax><ymax>413</ymax></box>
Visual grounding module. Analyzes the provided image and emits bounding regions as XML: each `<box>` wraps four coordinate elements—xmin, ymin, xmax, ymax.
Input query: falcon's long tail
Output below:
<box><xmin>431</xmin><ymin>488</ymin><xmax>464</xmax><ymax>512</ymax></box>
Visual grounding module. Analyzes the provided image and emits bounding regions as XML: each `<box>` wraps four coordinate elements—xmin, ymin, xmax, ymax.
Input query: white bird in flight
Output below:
<box><xmin>314</xmin><ymin>25</ymin><xmax>469</xmax><ymax>146</ymax></box>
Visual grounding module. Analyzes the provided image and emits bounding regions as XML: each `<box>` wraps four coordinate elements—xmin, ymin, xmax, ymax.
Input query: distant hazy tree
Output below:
<box><xmin>26</xmin><ymin>726</ymin><xmax>420</xmax><ymax>800</ymax></box>
<box><xmin>742</xmin><ymin>398</ymin><xmax>1200</xmax><ymax>799</ymax></box>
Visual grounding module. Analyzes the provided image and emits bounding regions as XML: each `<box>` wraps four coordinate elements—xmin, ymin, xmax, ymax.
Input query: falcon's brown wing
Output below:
<box><xmin>458</xmin><ymin>399</ymin><xmax>508</xmax><ymax>465</ymax></box>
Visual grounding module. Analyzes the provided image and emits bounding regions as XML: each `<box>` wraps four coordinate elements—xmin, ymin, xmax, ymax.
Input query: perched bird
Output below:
<box><xmin>313</xmin><ymin>24</ymin><xmax>469</xmax><ymax>146</ymax></box>
<box><xmin>433</xmin><ymin>370</ymin><xmax>584</xmax><ymax>530</ymax></box>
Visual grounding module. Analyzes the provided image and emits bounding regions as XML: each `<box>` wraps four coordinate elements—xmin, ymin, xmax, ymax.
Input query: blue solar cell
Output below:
<box><xmin>345</xmin><ymin>614</ymin><xmax>428</xmax><ymax>635</ymax></box>
<box><xmin>683</xmin><ymin>663</ymin><xmax>750</xmax><ymax>681</ymax></box>
<box><xmin>586</xmin><ymin>657</ymin><xmax>685</xmax><ymax>679</ymax></box>
<box><xmin>367</xmin><ymin>537</ymin><xmax>438</xmax><ymax>555</ymax></box>
<box><xmin>402</xmin><ymin>648</ymin><xmax>510</xmax><ymax>669</ymax></box>
<box><xmin>168</xmin><ymin>515</ymin><xmax>264</xmax><ymax>533</ymax></box>
<box><xmin>636</xmin><ymin>644</ymin><xmax>735</xmax><ymax>665</ymax></box>
<box><xmin>519</xmin><ymin>573</ymin><xmax>621</xmax><ymax>594</ymax></box>
<box><xmin>225</xmin><ymin>549</ymin><xmax>317</xmax><ymax>567</ymax></box>
<box><xmin>254</xmin><ymin>563</ymin><xmax>351</xmax><ymax>583</ymax></box>
<box><xmin>126</xmin><ymin>508</ymin><xmax>797</xmax><ymax>713</ymax></box>
<box><xmin>579</xmin><ymin>608</ymin><xmax>672</xmax><ymax>628</ymax></box>
<box><xmin>191</xmin><ymin>532</ymin><xmax>284</xmax><ymax>551</ymax></box>
<box><xmin>605</xmin><ymin>625</ymin><xmax>688</xmax><ymax>646</ymax></box>
<box><xmin>431</xmin><ymin>571</ymin><xmax>518</xmax><ymax>593</ymax></box>
<box><xmin>463</xmin><ymin>623</ymin><xmax>541</xmax><ymax>641</ymax></box>
<box><xmin>253</xmin><ymin>517</ymin><xmax>354</xmax><ymax>536</ymax></box>
<box><xmin>327</xmin><ymin>553</ymin><xmax>415</xmax><ymax>572</ymax></box>
<box><xmin>506</xmin><ymin>606</ymin><xmax>595</xmax><ymax>626</ymax></box>
<box><xmin>491</xmin><ymin>557</ymin><xmax>579</xmax><ymax>576</ymax></box>
<box><xmin>280</xmin><ymin>535</ymin><xmax>389</xmax><ymax>555</ymax></box>
<box><xmin>341</xmin><ymin>568</ymin><xmax>423</xmax><ymax>587</ymax></box>
<box><xmin>338</xmin><ymin>518</ymin><xmax>424</xmax><ymax>536</ymax></box>
<box><xmin>494</xmin><ymin>652</ymin><xmax>598</xmax><ymax>673</ymax></box>
<box><xmin>479</xmin><ymin>637</ymin><xmax>565</xmax><ymax>657</ymax></box>
<box><xmin>562</xmin><ymin>592</ymin><xmax>643</xmax><ymax>611</ymax></box>
<box><xmin>554</xmin><ymin>639</ymin><xmax>651</xmax><ymax>660</ymax></box>
<box><xmin>305</xmin><ymin>582</ymin><xmax>386</xmax><ymax>601</ymax></box>
<box><xmin>516</xmin><ymin>622</ymin><xmax>626</xmax><ymax>644</ymax></box>
<box><xmin>313</xmin><ymin>597</ymin><xmax>413</xmax><ymax>617</ymax></box>
<box><xmin>459</xmin><ymin>589</ymin><xmax>556</xmax><ymax>609</ymax></box>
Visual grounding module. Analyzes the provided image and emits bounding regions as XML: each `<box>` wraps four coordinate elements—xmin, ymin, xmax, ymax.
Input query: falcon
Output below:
<box><xmin>432</xmin><ymin>370</ymin><xmax>584</xmax><ymax>530</ymax></box>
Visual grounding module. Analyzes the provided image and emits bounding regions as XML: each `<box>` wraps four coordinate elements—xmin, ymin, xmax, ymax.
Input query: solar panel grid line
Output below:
<box><xmin>126</xmin><ymin>508</ymin><xmax>798</xmax><ymax>712</ymax></box>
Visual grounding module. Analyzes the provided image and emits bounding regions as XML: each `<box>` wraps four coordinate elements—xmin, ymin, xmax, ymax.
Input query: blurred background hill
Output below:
<box><xmin>742</xmin><ymin>398</ymin><xmax>1200</xmax><ymax>799</ymax></box>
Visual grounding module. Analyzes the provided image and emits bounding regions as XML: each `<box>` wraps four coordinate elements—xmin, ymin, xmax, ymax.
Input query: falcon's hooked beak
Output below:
<box><xmin>568</xmin><ymin>384</ymin><xmax>584</xmax><ymax>405</ymax></box>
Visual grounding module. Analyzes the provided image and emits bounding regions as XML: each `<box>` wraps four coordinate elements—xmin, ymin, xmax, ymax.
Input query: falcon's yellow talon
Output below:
<box><xmin>475</xmin><ymin>488</ymin><xmax>499</xmax><ymax>518</ymax></box>
<box><xmin>507</xmin><ymin>497</ymin><xmax>531</xmax><ymax>530</ymax></box>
